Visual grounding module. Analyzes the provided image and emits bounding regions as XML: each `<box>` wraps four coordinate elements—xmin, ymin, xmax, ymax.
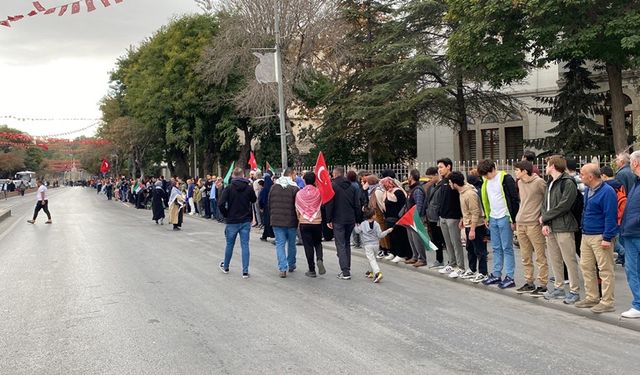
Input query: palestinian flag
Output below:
<box><xmin>223</xmin><ymin>161</ymin><xmax>235</xmax><ymax>186</ymax></box>
<box><xmin>133</xmin><ymin>181</ymin><xmax>142</xmax><ymax>193</ymax></box>
<box><xmin>396</xmin><ymin>205</ymin><xmax>438</xmax><ymax>251</ymax></box>
<box><xmin>264</xmin><ymin>161</ymin><xmax>275</xmax><ymax>175</ymax></box>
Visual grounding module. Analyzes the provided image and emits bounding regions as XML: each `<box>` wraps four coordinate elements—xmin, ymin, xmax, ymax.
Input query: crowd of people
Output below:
<box><xmin>97</xmin><ymin>150</ymin><xmax>640</xmax><ymax>320</ymax></box>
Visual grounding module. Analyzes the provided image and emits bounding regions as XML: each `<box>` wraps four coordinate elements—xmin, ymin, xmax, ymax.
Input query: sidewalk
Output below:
<box><xmin>320</xmin><ymin>238</ymin><xmax>640</xmax><ymax>332</ymax></box>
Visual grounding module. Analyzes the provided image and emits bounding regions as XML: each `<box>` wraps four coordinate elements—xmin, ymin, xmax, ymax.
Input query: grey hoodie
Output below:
<box><xmin>354</xmin><ymin>220</ymin><xmax>393</xmax><ymax>246</ymax></box>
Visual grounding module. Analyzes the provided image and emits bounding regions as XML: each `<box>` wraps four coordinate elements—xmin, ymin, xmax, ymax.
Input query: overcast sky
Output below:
<box><xmin>0</xmin><ymin>0</ymin><xmax>202</xmax><ymax>139</ymax></box>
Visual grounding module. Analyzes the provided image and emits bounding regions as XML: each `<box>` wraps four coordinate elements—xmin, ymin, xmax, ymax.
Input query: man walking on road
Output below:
<box><xmin>620</xmin><ymin>151</ymin><xmax>640</xmax><ymax>319</ymax></box>
<box><xmin>269</xmin><ymin>168</ymin><xmax>300</xmax><ymax>278</ymax></box>
<box><xmin>218</xmin><ymin>168</ymin><xmax>257</xmax><ymax>279</ymax></box>
<box><xmin>540</xmin><ymin>156</ymin><xmax>582</xmax><ymax>304</ymax></box>
<box><xmin>326</xmin><ymin>166</ymin><xmax>363</xmax><ymax>280</ymax></box>
<box><xmin>576</xmin><ymin>163</ymin><xmax>618</xmax><ymax>313</ymax></box>
<box><xmin>27</xmin><ymin>179</ymin><xmax>52</xmax><ymax>224</ymax></box>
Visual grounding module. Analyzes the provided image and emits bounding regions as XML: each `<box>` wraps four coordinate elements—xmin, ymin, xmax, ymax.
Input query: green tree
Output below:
<box><xmin>447</xmin><ymin>0</ymin><xmax>640</xmax><ymax>153</ymax></box>
<box><xmin>527</xmin><ymin>60</ymin><xmax>610</xmax><ymax>155</ymax></box>
<box><xmin>24</xmin><ymin>147</ymin><xmax>45</xmax><ymax>172</ymax></box>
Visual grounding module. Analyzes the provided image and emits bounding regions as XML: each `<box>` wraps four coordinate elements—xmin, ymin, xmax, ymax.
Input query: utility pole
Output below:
<box><xmin>274</xmin><ymin>0</ymin><xmax>288</xmax><ymax>170</ymax></box>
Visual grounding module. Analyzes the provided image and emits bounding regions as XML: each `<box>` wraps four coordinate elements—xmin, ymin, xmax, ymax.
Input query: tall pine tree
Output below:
<box><xmin>528</xmin><ymin>60</ymin><xmax>610</xmax><ymax>156</ymax></box>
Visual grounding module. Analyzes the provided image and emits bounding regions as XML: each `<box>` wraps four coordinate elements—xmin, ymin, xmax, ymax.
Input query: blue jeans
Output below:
<box><xmin>489</xmin><ymin>216</ymin><xmax>515</xmax><ymax>278</ymax></box>
<box><xmin>615</xmin><ymin>235</ymin><xmax>625</xmax><ymax>264</ymax></box>
<box><xmin>223</xmin><ymin>222</ymin><xmax>251</xmax><ymax>273</ymax></box>
<box><xmin>273</xmin><ymin>226</ymin><xmax>297</xmax><ymax>272</ymax></box>
<box><xmin>621</xmin><ymin>236</ymin><xmax>640</xmax><ymax>310</ymax></box>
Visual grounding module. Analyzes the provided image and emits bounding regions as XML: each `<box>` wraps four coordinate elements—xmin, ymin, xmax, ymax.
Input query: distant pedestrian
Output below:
<box><xmin>269</xmin><ymin>168</ymin><xmax>300</xmax><ymax>278</ymax></box>
<box><xmin>152</xmin><ymin>180</ymin><xmax>166</xmax><ymax>225</ymax></box>
<box><xmin>259</xmin><ymin>173</ymin><xmax>275</xmax><ymax>241</ymax></box>
<box><xmin>27</xmin><ymin>179</ymin><xmax>52</xmax><ymax>224</ymax></box>
<box><xmin>168</xmin><ymin>179</ymin><xmax>185</xmax><ymax>231</ymax></box>
<box><xmin>218</xmin><ymin>168</ymin><xmax>257</xmax><ymax>278</ymax></box>
<box><xmin>354</xmin><ymin>207</ymin><xmax>393</xmax><ymax>283</ymax></box>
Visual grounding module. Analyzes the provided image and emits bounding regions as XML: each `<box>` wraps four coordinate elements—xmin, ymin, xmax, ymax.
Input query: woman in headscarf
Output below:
<box><xmin>366</xmin><ymin>174</ymin><xmax>392</xmax><ymax>259</ymax></box>
<box><xmin>151</xmin><ymin>180</ymin><xmax>166</xmax><ymax>225</ymax></box>
<box><xmin>168</xmin><ymin>179</ymin><xmax>186</xmax><ymax>231</ymax></box>
<box><xmin>295</xmin><ymin>172</ymin><xmax>325</xmax><ymax>277</ymax></box>
<box><xmin>259</xmin><ymin>173</ymin><xmax>275</xmax><ymax>241</ymax></box>
<box><xmin>380</xmin><ymin>176</ymin><xmax>411</xmax><ymax>262</ymax></box>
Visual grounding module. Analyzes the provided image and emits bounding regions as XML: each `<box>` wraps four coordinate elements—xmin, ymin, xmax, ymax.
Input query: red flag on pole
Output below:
<box><xmin>58</xmin><ymin>5</ymin><xmax>68</xmax><ymax>16</ymax></box>
<box><xmin>33</xmin><ymin>2</ymin><xmax>46</xmax><ymax>12</ymax></box>
<box><xmin>248</xmin><ymin>151</ymin><xmax>258</xmax><ymax>170</ymax></box>
<box><xmin>100</xmin><ymin>0</ymin><xmax>111</xmax><ymax>6</ymax></box>
<box><xmin>71</xmin><ymin>2</ymin><xmax>81</xmax><ymax>14</ymax></box>
<box><xmin>100</xmin><ymin>159</ymin><xmax>110</xmax><ymax>174</ymax></box>
<box><xmin>86</xmin><ymin>0</ymin><xmax>97</xmax><ymax>12</ymax></box>
<box><xmin>314</xmin><ymin>152</ymin><xmax>335</xmax><ymax>204</ymax></box>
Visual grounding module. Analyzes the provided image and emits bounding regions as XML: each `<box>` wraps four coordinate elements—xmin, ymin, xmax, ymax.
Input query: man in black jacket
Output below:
<box><xmin>269</xmin><ymin>168</ymin><xmax>300</xmax><ymax>278</ymax></box>
<box><xmin>218</xmin><ymin>168</ymin><xmax>257</xmax><ymax>278</ymax></box>
<box><xmin>326</xmin><ymin>167</ymin><xmax>363</xmax><ymax>280</ymax></box>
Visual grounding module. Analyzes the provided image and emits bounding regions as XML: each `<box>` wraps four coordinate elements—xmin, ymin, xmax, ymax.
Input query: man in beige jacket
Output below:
<box><xmin>515</xmin><ymin>160</ymin><xmax>549</xmax><ymax>296</ymax></box>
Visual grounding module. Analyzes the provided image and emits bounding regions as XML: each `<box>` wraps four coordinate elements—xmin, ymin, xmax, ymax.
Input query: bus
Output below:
<box><xmin>13</xmin><ymin>171</ymin><xmax>37</xmax><ymax>189</ymax></box>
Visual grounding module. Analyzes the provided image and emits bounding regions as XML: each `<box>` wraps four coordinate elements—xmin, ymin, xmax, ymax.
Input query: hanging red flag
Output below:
<box><xmin>314</xmin><ymin>152</ymin><xmax>335</xmax><ymax>204</ymax></box>
<box><xmin>8</xmin><ymin>15</ymin><xmax>24</xmax><ymax>22</ymax></box>
<box><xmin>44</xmin><ymin>8</ymin><xmax>56</xmax><ymax>14</ymax></box>
<box><xmin>114</xmin><ymin>0</ymin><xmax>124</xmax><ymax>3</ymax></box>
<box><xmin>27</xmin><ymin>10</ymin><xmax>38</xmax><ymax>17</ymax></box>
<box><xmin>33</xmin><ymin>2</ymin><xmax>46</xmax><ymax>12</ymax></box>
<box><xmin>100</xmin><ymin>159</ymin><xmax>110</xmax><ymax>174</ymax></box>
<box><xmin>248</xmin><ymin>151</ymin><xmax>258</xmax><ymax>170</ymax></box>
<box><xmin>58</xmin><ymin>5</ymin><xmax>68</xmax><ymax>16</ymax></box>
<box><xmin>71</xmin><ymin>2</ymin><xmax>81</xmax><ymax>14</ymax></box>
<box><xmin>101</xmin><ymin>0</ymin><xmax>111</xmax><ymax>6</ymax></box>
<box><xmin>0</xmin><ymin>20</ymin><xmax>10</xmax><ymax>27</ymax></box>
<box><xmin>85</xmin><ymin>0</ymin><xmax>97</xmax><ymax>12</ymax></box>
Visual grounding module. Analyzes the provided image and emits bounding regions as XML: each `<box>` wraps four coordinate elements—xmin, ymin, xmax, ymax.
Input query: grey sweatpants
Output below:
<box><xmin>439</xmin><ymin>218</ymin><xmax>465</xmax><ymax>269</ymax></box>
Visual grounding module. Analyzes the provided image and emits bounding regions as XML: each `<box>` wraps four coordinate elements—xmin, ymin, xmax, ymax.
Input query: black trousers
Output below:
<box><xmin>465</xmin><ymin>226</ymin><xmax>488</xmax><ymax>275</ymax></box>
<box><xmin>333</xmin><ymin>223</ymin><xmax>354</xmax><ymax>276</ymax></box>
<box><xmin>33</xmin><ymin>200</ymin><xmax>51</xmax><ymax>221</ymax></box>
<box><xmin>300</xmin><ymin>224</ymin><xmax>323</xmax><ymax>272</ymax></box>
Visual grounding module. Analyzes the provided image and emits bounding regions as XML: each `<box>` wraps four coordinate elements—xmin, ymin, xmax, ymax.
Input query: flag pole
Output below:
<box><xmin>274</xmin><ymin>0</ymin><xmax>288</xmax><ymax>170</ymax></box>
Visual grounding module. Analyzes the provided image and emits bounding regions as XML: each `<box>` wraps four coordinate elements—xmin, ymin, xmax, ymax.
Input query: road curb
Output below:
<box><xmin>320</xmin><ymin>241</ymin><xmax>640</xmax><ymax>333</ymax></box>
<box><xmin>0</xmin><ymin>208</ymin><xmax>11</xmax><ymax>224</ymax></box>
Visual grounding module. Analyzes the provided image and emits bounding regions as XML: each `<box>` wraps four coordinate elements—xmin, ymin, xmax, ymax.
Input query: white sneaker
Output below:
<box><xmin>471</xmin><ymin>273</ymin><xmax>488</xmax><ymax>283</ymax></box>
<box><xmin>460</xmin><ymin>269</ymin><xmax>475</xmax><ymax>279</ymax></box>
<box><xmin>384</xmin><ymin>253</ymin><xmax>395</xmax><ymax>260</ymax></box>
<box><xmin>439</xmin><ymin>265</ymin><xmax>454</xmax><ymax>274</ymax></box>
<box><xmin>621</xmin><ymin>308</ymin><xmax>640</xmax><ymax>319</ymax></box>
<box><xmin>448</xmin><ymin>268</ymin><xmax>463</xmax><ymax>278</ymax></box>
<box><xmin>391</xmin><ymin>256</ymin><xmax>404</xmax><ymax>263</ymax></box>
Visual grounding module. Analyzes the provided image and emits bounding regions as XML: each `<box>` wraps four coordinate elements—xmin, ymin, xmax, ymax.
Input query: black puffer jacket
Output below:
<box><xmin>218</xmin><ymin>178</ymin><xmax>257</xmax><ymax>224</ymax></box>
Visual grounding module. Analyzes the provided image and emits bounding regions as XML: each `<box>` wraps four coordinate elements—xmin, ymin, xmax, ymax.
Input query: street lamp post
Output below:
<box><xmin>274</xmin><ymin>0</ymin><xmax>288</xmax><ymax>170</ymax></box>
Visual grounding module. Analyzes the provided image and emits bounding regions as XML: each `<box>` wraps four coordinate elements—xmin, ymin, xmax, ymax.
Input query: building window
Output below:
<box><xmin>505</xmin><ymin>126</ymin><xmax>524</xmax><ymax>160</ymax></box>
<box><xmin>482</xmin><ymin>128</ymin><xmax>499</xmax><ymax>160</ymax></box>
<box><xmin>469</xmin><ymin>130</ymin><xmax>477</xmax><ymax>160</ymax></box>
<box><xmin>482</xmin><ymin>114</ymin><xmax>499</xmax><ymax>124</ymax></box>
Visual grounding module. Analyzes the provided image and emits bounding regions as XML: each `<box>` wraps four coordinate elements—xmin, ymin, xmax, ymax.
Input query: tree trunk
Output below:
<box><xmin>456</xmin><ymin>75</ymin><xmax>471</xmax><ymax>161</ymax></box>
<box><xmin>367</xmin><ymin>143</ymin><xmax>373</xmax><ymax>167</ymax></box>
<box><xmin>606</xmin><ymin>63</ymin><xmax>628</xmax><ymax>154</ymax></box>
<box><xmin>238</xmin><ymin>125</ymin><xmax>252</xmax><ymax>169</ymax></box>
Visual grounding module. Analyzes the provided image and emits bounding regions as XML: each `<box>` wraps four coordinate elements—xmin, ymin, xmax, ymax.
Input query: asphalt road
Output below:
<box><xmin>0</xmin><ymin>187</ymin><xmax>638</xmax><ymax>374</ymax></box>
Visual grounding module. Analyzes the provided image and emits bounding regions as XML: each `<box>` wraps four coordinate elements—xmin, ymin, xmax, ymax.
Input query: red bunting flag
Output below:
<box><xmin>58</xmin><ymin>5</ymin><xmax>68</xmax><ymax>16</ymax></box>
<box><xmin>33</xmin><ymin>2</ymin><xmax>46</xmax><ymax>12</ymax></box>
<box><xmin>248</xmin><ymin>151</ymin><xmax>258</xmax><ymax>170</ymax></box>
<box><xmin>86</xmin><ymin>0</ymin><xmax>97</xmax><ymax>12</ymax></box>
<box><xmin>0</xmin><ymin>20</ymin><xmax>10</xmax><ymax>27</ymax></box>
<box><xmin>101</xmin><ymin>0</ymin><xmax>111</xmax><ymax>6</ymax></box>
<box><xmin>8</xmin><ymin>15</ymin><xmax>24</xmax><ymax>22</ymax></box>
<box><xmin>115</xmin><ymin>0</ymin><xmax>123</xmax><ymax>3</ymax></box>
<box><xmin>71</xmin><ymin>2</ymin><xmax>81</xmax><ymax>14</ymax></box>
<box><xmin>44</xmin><ymin>8</ymin><xmax>56</xmax><ymax>15</ymax></box>
<box><xmin>314</xmin><ymin>152</ymin><xmax>335</xmax><ymax>204</ymax></box>
<box><xmin>27</xmin><ymin>10</ymin><xmax>38</xmax><ymax>17</ymax></box>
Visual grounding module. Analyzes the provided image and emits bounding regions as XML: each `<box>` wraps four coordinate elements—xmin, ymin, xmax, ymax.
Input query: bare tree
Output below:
<box><xmin>198</xmin><ymin>0</ymin><xmax>343</xmax><ymax>164</ymax></box>
<box><xmin>193</xmin><ymin>0</ymin><xmax>216</xmax><ymax>14</ymax></box>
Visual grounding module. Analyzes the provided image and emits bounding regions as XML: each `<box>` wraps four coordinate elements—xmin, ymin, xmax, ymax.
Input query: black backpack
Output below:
<box><xmin>560</xmin><ymin>178</ymin><xmax>584</xmax><ymax>228</ymax></box>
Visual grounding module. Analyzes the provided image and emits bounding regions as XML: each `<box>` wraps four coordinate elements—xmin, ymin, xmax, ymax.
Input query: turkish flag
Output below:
<box><xmin>100</xmin><ymin>159</ymin><xmax>110</xmax><ymax>174</ymax></box>
<box><xmin>44</xmin><ymin>8</ymin><xmax>57</xmax><ymax>15</ymax></box>
<box><xmin>314</xmin><ymin>152</ymin><xmax>335</xmax><ymax>204</ymax></box>
<box><xmin>248</xmin><ymin>151</ymin><xmax>257</xmax><ymax>170</ymax></box>
<box><xmin>27</xmin><ymin>10</ymin><xmax>38</xmax><ymax>17</ymax></box>
<box><xmin>115</xmin><ymin>0</ymin><xmax>123</xmax><ymax>3</ymax></box>
<box><xmin>0</xmin><ymin>20</ymin><xmax>10</xmax><ymax>27</ymax></box>
<box><xmin>86</xmin><ymin>0</ymin><xmax>96</xmax><ymax>12</ymax></box>
<box><xmin>71</xmin><ymin>2</ymin><xmax>81</xmax><ymax>14</ymax></box>
<box><xmin>58</xmin><ymin>5</ymin><xmax>68</xmax><ymax>16</ymax></box>
<box><xmin>101</xmin><ymin>0</ymin><xmax>111</xmax><ymax>6</ymax></box>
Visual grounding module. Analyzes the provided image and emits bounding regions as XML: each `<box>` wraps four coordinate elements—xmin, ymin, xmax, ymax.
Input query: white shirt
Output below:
<box><xmin>487</xmin><ymin>174</ymin><xmax>508</xmax><ymax>219</ymax></box>
<box><xmin>37</xmin><ymin>185</ymin><xmax>48</xmax><ymax>201</ymax></box>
